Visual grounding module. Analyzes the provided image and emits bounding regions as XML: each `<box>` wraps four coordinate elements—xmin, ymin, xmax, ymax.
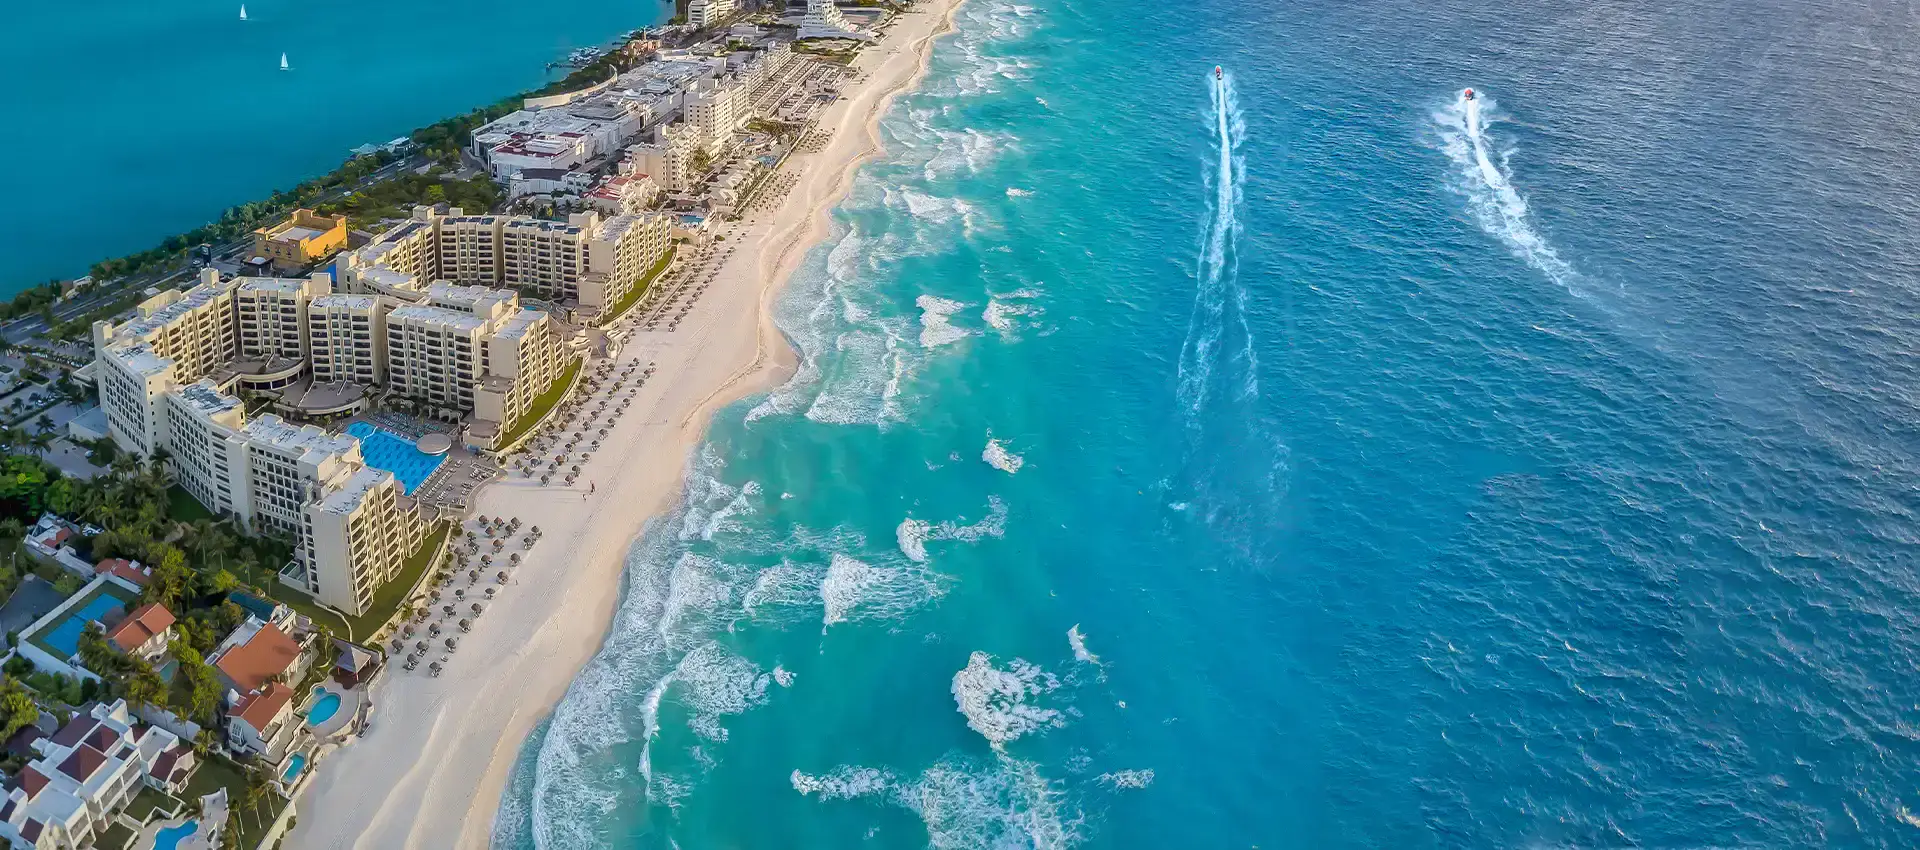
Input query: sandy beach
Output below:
<box><xmin>286</xmin><ymin>3</ymin><xmax>962</xmax><ymax>847</ymax></box>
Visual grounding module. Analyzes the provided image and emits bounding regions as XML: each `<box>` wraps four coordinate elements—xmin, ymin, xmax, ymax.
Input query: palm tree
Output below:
<box><xmin>244</xmin><ymin>767</ymin><xmax>273</xmax><ymax>831</ymax></box>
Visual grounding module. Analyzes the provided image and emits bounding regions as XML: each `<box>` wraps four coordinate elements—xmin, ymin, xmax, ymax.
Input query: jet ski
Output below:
<box><xmin>1215</xmin><ymin>66</ymin><xmax>1223</xmax><ymax>80</ymax></box>
<box><xmin>1464</xmin><ymin>87</ymin><xmax>1475</xmax><ymax>100</ymax></box>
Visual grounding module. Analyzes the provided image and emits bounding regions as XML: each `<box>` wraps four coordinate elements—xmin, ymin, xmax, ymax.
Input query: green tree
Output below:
<box><xmin>0</xmin><ymin>676</ymin><xmax>38</xmax><ymax>741</ymax></box>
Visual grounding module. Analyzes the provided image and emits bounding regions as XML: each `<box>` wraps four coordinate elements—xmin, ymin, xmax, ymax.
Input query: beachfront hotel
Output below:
<box><xmin>80</xmin><ymin>266</ymin><xmax>584</xmax><ymax>613</ymax></box>
<box><xmin>339</xmin><ymin>206</ymin><xmax>670</xmax><ymax>319</ymax></box>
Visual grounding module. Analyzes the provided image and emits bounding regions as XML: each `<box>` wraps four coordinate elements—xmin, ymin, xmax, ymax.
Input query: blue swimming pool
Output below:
<box><xmin>283</xmin><ymin>753</ymin><xmax>307</xmax><ymax>783</ymax></box>
<box><xmin>306</xmin><ymin>689</ymin><xmax>341</xmax><ymax>726</ymax></box>
<box><xmin>344</xmin><ymin>423</ymin><xmax>444</xmax><ymax>495</ymax></box>
<box><xmin>39</xmin><ymin>593</ymin><xmax>126</xmax><ymax>657</ymax></box>
<box><xmin>153</xmin><ymin>819</ymin><xmax>198</xmax><ymax>850</ymax></box>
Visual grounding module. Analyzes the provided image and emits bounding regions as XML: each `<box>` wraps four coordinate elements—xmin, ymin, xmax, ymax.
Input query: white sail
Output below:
<box><xmin>239</xmin><ymin>5</ymin><xmax>247</xmax><ymax>20</ymax></box>
<box><xmin>280</xmin><ymin>53</ymin><xmax>289</xmax><ymax>70</ymax></box>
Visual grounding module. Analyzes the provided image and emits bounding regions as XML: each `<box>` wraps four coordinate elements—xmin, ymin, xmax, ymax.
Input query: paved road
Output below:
<box><xmin>0</xmin><ymin>154</ymin><xmax>424</xmax><ymax>345</ymax></box>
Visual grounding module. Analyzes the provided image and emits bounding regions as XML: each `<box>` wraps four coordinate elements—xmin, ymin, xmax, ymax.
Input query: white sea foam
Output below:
<box><xmin>1097</xmin><ymin>769</ymin><xmax>1154</xmax><ymax>790</ymax></box>
<box><xmin>918</xmin><ymin>295</ymin><xmax>972</xmax><ymax>348</ymax></box>
<box><xmin>820</xmin><ymin>552</ymin><xmax>949</xmax><ymax>630</ymax></box>
<box><xmin>672</xmin><ymin>642</ymin><xmax>771</xmax><ymax>742</ymax></box>
<box><xmin>742</xmin><ymin>563</ymin><xmax>822</xmax><ymax>617</ymax></box>
<box><xmin>1006</xmin><ymin>186</ymin><xmax>1033</xmax><ymax>197</ymax></box>
<box><xmin>1435</xmin><ymin>91</ymin><xmax>1583</xmax><ymax>295</ymax></box>
<box><xmin>773</xmin><ymin>665</ymin><xmax>796</xmax><ymax>687</ymax></box>
<box><xmin>897</xmin><ymin>496</ymin><xmax>1009</xmax><ymax>562</ymax></box>
<box><xmin>952</xmin><ymin>651</ymin><xmax>1063</xmax><ymax>747</ymax></box>
<box><xmin>1067</xmin><ymin>624</ymin><xmax>1099</xmax><ymax>666</ymax></box>
<box><xmin>983</xmin><ymin>437</ymin><xmax>1024</xmax><ymax>474</ymax></box>
<box><xmin>792</xmin><ymin>766</ymin><xmax>894</xmax><ymax>800</ymax></box>
<box><xmin>821</xmin><ymin>553</ymin><xmax>884</xmax><ymax>628</ymax></box>
<box><xmin>791</xmin><ymin>755</ymin><xmax>1080</xmax><ymax>850</ymax></box>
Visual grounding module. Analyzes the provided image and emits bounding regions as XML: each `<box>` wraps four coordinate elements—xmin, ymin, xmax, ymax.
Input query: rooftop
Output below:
<box><xmin>315</xmin><ymin>466</ymin><xmax>395</xmax><ymax>516</ymax></box>
<box><xmin>233</xmin><ymin>682</ymin><xmax>295</xmax><ymax>730</ymax></box>
<box><xmin>117</xmin><ymin>276</ymin><xmax>237</xmax><ymax>341</ymax></box>
<box><xmin>241</xmin><ymin>415</ymin><xmax>361</xmax><ymax>464</ymax></box>
<box><xmin>212</xmin><ymin>620</ymin><xmax>302</xmax><ymax>693</ymax></box>
<box><xmin>494</xmin><ymin>309</ymin><xmax>549</xmax><ymax>341</ymax></box>
<box><xmin>313</xmin><ymin>293</ymin><xmax>381</xmax><ymax>311</ymax></box>
<box><xmin>174</xmin><ymin>381</ymin><xmax>242</xmax><ymax>417</ymax></box>
<box><xmin>389</xmin><ymin>304</ymin><xmax>488</xmax><ymax>333</ymax></box>
<box><xmin>103</xmin><ymin>342</ymin><xmax>173</xmax><ymax>379</ymax></box>
<box><xmin>105</xmin><ymin>603</ymin><xmax>175</xmax><ymax>654</ymax></box>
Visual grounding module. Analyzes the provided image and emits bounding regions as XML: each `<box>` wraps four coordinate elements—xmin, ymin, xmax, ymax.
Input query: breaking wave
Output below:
<box><xmin>897</xmin><ymin>496</ymin><xmax>1010</xmax><ymax>562</ymax></box>
<box><xmin>952</xmin><ymin>651</ymin><xmax>1063</xmax><ymax>748</ymax></box>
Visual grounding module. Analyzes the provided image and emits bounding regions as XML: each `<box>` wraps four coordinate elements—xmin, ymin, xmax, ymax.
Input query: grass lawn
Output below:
<box><xmin>265</xmin><ymin>522</ymin><xmax>451</xmax><ymax>642</ymax></box>
<box><xmin>125</xmin><ymin>786</ymin><xmax>184</xmax><ymax>822</ymax></box>
<box><xmin>185</xmin><ymin>755</ymin><xmax>284</xmax><ymax>849</ymax></box>
<box><xmin>495</xmin><ymin>358</ymin><xmax>582</xmax><ymax>451</ymax></box>
<box><xmin>167</xmin><ymin>485</ymin><xmax>216</xmax><ymax>523</ymax></box>
<box><xmin>94</xmin><ymin>823</ymin><xmax>136</xmax><ymax>850</ymax></box>
<box><xmin>599</xmin><ymin>246</ymin><xmax>676</xmax><ymax>325</ymax></box>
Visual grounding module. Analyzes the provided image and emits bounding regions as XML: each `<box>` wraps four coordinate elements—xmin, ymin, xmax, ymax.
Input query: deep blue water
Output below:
<box><xmin>0</xmin><ymin>0</ymin><xmax>668</xmax><ymax>293</ymax></box>
<box><xmin>495</xmin><ymin>0</ymin><xmax>1920</xmax><ymax>846</ymax></box>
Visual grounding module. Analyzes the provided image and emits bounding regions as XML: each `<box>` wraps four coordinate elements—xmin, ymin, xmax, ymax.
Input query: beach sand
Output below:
<box><xmin>287</xmin><ymin>3</ymin><xmax>963</xmax><ymax>847</ymax></box>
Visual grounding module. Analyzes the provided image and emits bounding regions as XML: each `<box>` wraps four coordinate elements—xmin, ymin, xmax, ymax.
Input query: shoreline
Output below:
<box><xmin>286</xmin><ymin>2</ymin><xmax>965</xmax><ymax>846</ymax></box>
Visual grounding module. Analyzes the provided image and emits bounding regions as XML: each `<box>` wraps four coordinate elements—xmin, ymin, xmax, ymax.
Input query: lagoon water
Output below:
<box><xmin>463</xmin><ymin>0</ymin><xmax>1920</xmax><ymax>845</ymax></box>
<box><xmin>0</xmin><ymin>0</ymin><xmax>669</xmax><ymax>292</ymax></box>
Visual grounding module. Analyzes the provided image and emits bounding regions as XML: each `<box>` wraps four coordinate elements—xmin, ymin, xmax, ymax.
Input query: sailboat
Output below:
<box><xmin>239</xmin><ymin>4</ymin><xmax>247</xmax><ymax>20</ymax></box>
<box><xmin>279</xmin><ymin>53</ymin><xmax>289</xmax><ymax>71</ymax></box>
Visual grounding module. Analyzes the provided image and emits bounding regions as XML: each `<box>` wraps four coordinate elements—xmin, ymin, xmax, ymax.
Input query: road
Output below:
<box><xmin>0</xmin><ymin>154</ymin><xmax>425</xmax><ymax>345</ymax></box>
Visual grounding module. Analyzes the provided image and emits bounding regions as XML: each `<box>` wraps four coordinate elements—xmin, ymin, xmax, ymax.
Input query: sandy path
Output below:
<box><xmin>287</xmin><ymin>3</ymin><xmax>963</xmax><ymax>847</ymax></box>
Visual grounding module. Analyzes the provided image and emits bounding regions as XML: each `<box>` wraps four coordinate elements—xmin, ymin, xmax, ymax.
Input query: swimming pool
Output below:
<box><xmin>306</xmin><ymin>689</ymin><xmax>341</xmax><ymax>725</ymax></box>
<box><xmin>153</xmin><ymin>820</ymin><xmax>199</xmax><ymax>850</ymax></box>
<box><xmin>39</xmin><ymin>593</ymin><xmax>127</xmax><ymax>657</ymax></box>
<box><xmin>344</xmin><ymin>422</ymin><xmax>445</xmax><ymax>495</ymax></box>
<box><xmin>282</xmin><ymin>753</ymin><xmax>307</xmax><ymax>782</ymax></box>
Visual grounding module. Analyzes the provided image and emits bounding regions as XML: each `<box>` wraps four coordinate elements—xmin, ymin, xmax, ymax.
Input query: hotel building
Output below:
<box><xmin>251</xmin><ymin>208</ymin><xmax>349</xmax><ymax>272</ymax></box>
<box><xmin>340</xmin><ymin>206</ymin><xmax>670</xmax><ymax>316</ymax></box>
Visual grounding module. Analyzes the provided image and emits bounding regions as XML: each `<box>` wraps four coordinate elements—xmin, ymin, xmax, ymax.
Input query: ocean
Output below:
<box><xmin>493</xmin><ymin>0</ymin><xmax>1920</xmax><ymax>846</ymax></box>
<box><xmin>0</xmin><ymin>0</ymin><xmax>669</xmax><ymax>293</ymax></box>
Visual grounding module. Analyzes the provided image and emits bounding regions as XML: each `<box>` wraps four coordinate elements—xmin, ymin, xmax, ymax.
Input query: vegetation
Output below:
<box><xmin>496</xmin><ymin>359</ymin><xmax>583</xmax><ymax>450</ymax></box>
<box><xmin>269</xmin><ymin>522</ymin><xmax>450</xmax><ymax>641</ymax></box>
<box><xmin>184</xmin><ymin>755</ymin><xmax>285</xmax><ymax>848</ymax></box>
<box><xmin>311</xmin><ymin>169</ymin><xmax>503</xmax><ymax>230</ymax></box>
<box><xmin>599</xmin><ymin>247</ymin><xmax>677</xmax><ymax>325</ymax></box>
<box><xmin>0</xmin><ymin>675</ymin><xmax>38</xmax><ymax>741</ymax></box>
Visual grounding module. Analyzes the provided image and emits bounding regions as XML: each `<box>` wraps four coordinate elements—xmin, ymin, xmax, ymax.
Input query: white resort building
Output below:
<box><xmin>81</xmin><ymin>266</ymin><xmax>572</xmax><ymax>614</ymax></box>
<box><xmin>338</xmin><ymin>206</ymin><xmax>670</xmax><ymax>319</ymax></box>
<box><xmin>0</xmin><ymin>700</ymin><xmax>196</xmax><ymax>850</ymax></box>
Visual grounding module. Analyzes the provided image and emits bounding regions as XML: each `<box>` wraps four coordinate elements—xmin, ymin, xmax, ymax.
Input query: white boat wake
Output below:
<box><xmin>1176</xmin><ymin>68</ymin><xmax>1259</xmax><ymax>422</ymax></box>
<box><xmin>1438</xmin><ymin>89</ymin><xmax>1583</xmax><ymax>294</ymax></box>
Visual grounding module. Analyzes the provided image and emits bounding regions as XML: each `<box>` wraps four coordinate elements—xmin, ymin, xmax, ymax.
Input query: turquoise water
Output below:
<box><xmin>40</xmin><ymin>594</ymin><xmax>125</xmax><ymax>657</ymax></box>
<box><xmin>306</xmin><ymin>690</ymin><xmax>342</xmax><ymax>726</ymax></box>
<box><xmin>283</xmin><ymin>753</ymin><xmax>308</xmax><ymax>782</ymax></box>
<box><xmin>153</xmin><ymin>820</ymin><xmax>198</xmax><ymax>850</ymax></box>
<box><xmin>0</xmin><ymin>0</ymin><xmax>671</xmax><ymax>294</ymax></box>
<box><xmin>346</xmin><ymin>422</ymin><xmax>443</xmax><ymax>494</ymax></box>
<box><xmin>493</xmin><ymin>0</ymin><xmax>1920</xmax><ymax>846</ymax></box>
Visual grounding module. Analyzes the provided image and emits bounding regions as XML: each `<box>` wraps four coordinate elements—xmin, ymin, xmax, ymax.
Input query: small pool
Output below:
<box><xmin>282</xmin><ymin>753</ymin><xmax>307</xmax><ymax>783</ymax></box>
<box><xmin>306</xmin><ymin>688</ymin><xmax>342</xmax><ymax>726</ymax></box>
<box><xmin>345</xmin><ymin>422</ymin><xmax>445</xmax><ymax>494</ymax></box>
<box><xmin>153</xmin><ymin>819</ymin><xmax>199</xmax><ymax>850</ymax></box>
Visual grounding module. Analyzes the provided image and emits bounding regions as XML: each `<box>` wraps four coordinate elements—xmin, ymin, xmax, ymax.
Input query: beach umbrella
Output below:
<box><xmin>471</xmin><ymin>602</ymin><xmax>483</xmax><ymax>615</ymax></box>
<box><xmin>416</xmin><ymin>640</ymin><xmax>428</xmax><ymax>652</ymax></box>
<box><xmin>496</xmin><ymin>571</ymin><xmax>508</xmax><ymax>584</ymax></box>
<box><xmin>486</xmin><ymin>586</ymin><xmax>499</xmax><ymax>597</ymax></box>
<box><xmin>510</xmin><ymin>553</ymin><xmax>522</xmax><ymax>565</ymax></box>
<box><xmin>541</xmin><ymin>475</ymin><xmax>550</xmax><ymax>485</ymax></box>
<box><xmin>445</xmin><ymin>638</ymin><xmax>458</xmax><ymax>650</ymax></box>
<box><xmin>459</xmin><ymin>619</ymin><xmax>471</xmax><ymax>632</ymax></box>
<box><xmin>430</xmin><ymin>589</ymin><xmax>442</xmax><ymax>601</ymax></box>
<box><xmin>442</xmin><ymin>604</ymin><xmax>454</xmax><ymax>616</ymax></box>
